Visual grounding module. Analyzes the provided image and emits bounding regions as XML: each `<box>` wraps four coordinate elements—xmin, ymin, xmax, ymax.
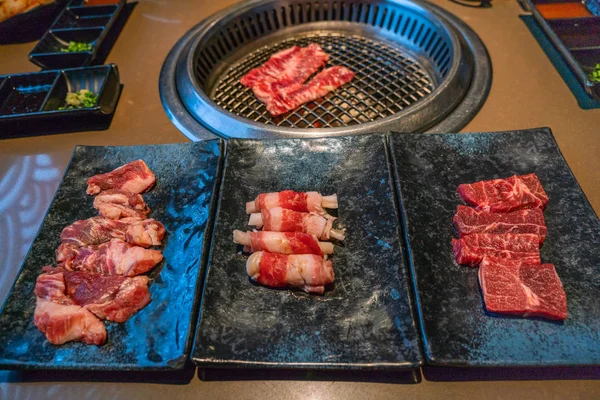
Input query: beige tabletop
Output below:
<box><xmin>0</xmin><ymin>0</ymin><xmax>599</xmax><ymax>398</ymax></box>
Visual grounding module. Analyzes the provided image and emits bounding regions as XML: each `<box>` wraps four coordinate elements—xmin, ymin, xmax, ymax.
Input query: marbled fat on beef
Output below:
<box><xmin>452</xmin><ymin>233</ymin><xmax>541</xmax><ymax>267</ymax></box>
<box><xmin>478</xmin><ymin>258</ymin><xmax>567</xmax><ymax>320</ymax></box>
<box><xmin>453</xmin><ymin>205</ymin><xmax>547</xmax><ymax>243</ymax></box>
<box><xmin>93</xmin><ymin>189</ymin><xmax>150</xmax><ymax>219</ymax></box>
<box><xmin>87</xmin><ymin>160</ymin><xmax>155</xmax><ymax>195</ymax></box>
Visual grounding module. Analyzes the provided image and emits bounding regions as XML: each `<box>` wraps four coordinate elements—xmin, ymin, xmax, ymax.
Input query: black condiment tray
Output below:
<box><xmin>524</xmin><ymin>0</ymin><xmax>600</xmax><ymax>100</ymax></box>
<box><xmin>29</xmin><ymin>0</ymin><xmax>125</xmax><ymax>69</ymax></box>
<box><xmin>0</xmin><ymin>64</ymin><xmax>122</xmax><ymax>139</ymax></box>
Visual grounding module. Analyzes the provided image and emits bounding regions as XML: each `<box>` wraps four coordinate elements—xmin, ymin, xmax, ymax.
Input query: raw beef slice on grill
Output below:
<box><xmin>240</xmin><ymin>43</ymin><xmax>354</xmax><ymax>116</ymax></box>
<box><xmin>453</xmin><ymin>205</ymin><xmax>547</xmax><ymax>243</ymax></box>
<box><xmin>478</xmin><ymin>257</ymin><xmax>567</xmax><ymax>320</ymax></box>
<box><xmin>457</xmin><ymin>173</ymin><xmax>549</xmax><ymax>213</ymax></box>
<box><xmin>452</xmin><ymin>233</ymin><xmax>541</xmax><ymax>267</ymax></box>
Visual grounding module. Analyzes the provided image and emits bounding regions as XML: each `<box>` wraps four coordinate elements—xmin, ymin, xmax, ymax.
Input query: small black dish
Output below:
<box><xmin>0</xmin><ymin>64</ymin><xmax>122</xmax><ymax>139</ymax></box>
<box><xmin>0</xmin><ymin>1</ymin><xmax>69</xmax><ymax>45</ymax></box>
<box><xmin>29</xmin><ymin>0</ymin><xmax>125</xmax><ymax>69</ymax></box>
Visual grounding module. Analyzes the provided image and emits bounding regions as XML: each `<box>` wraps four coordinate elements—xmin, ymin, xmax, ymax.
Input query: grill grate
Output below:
<box><xmin>211</xmin><ymin>33</ymin><xmax>434</xmax><ymax>128</ymax></box>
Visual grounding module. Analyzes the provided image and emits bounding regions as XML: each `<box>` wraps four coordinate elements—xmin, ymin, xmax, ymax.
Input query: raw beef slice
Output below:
<box><xmin>457</xmin><ymin>173</ymin><xmax>549</xmax><ymax>213</ymax></box>
<box><xmin>478</xmin><ymin>257</ymin><xmax>567</xmax><ymax>320</ymax></box>
<box><xmin>453</xmin><ymin>205</ymin><xmax>547</xmax><ymax>243</ymax></box>
<box><xmin>452</xmin><ymin>233</ymin><xmax>541</xmax><ymax>267</ymax></box>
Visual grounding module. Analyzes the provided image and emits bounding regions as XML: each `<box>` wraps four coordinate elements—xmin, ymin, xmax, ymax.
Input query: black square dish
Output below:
<box><xmin>390</xmin><ymin>128</ymin><xmax>600</xmax><ymax>367</ymax></box>
<box><xmin>193</xmin><ymin>135</ymin><xmax>423</xmax><ymax>370</ymax></box>
<box><xmin>0</xmin><ymin>140</ymin><xmax>223</xmax><ymax>370</ymax></box>
<box><xmin>0</xmin><ymin>64</ymin><xmax>122</xmax><ymax>139</ymax></box>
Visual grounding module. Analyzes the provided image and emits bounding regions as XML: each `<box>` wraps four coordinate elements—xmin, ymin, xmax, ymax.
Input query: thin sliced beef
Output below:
<box><xmin>457</xmin><ymin>173</ymin><xmax>549</xmax><ymax>212</ymax></box>
<box><xmin>452</xmin><ymin>233</ymin><xmax>541</xmax><ymax>267</ymax></box>
<box><xmin>240</xmin><ymin>43</ymin><xmax>354</xmax><ymax>116</ymax></box>
<box><xmin>60</xmin><ymin>216</ymin><xmax>165</xmax><ymax>248</ymax></box>
<box><xmin>454</xmin><ymin>205</ymin><xmax>547</xmax><ymax>244</ymax></box>
<box><xmin>478</xmin><ymin>257</ymin><xmax>567</xmax><ymax>320</ymax></box>
<box><xmin>87</xmin><ymin>160</ymin><xmax>155</xmax><ymax>195</ymax></box>
<box><xmin>33</xmin><ymin>272</ymin><xmax>106</xmax><ymax>345</ymax></box>
<box><xmin>93</xmin><ymin>189</ymin><xmax>150</xmax><ymax>220</ymax></box>
<box><xmin>56</xmin><ymin>239</ymin><xmax>163</xmax><ymax>276</ymax></box>
<box><xmin>60</xmin><ymin>269</ymin><xmax>151</xmax><ymax>323</ymax></box>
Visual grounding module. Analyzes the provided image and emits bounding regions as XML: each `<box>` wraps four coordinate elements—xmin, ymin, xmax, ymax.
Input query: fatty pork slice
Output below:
<box><xmin>58</xmin><ymin>269</ymin><xmax>152</xmax><ymax>323</ymax></box>
<box><xmin>33</xmin><ymin>272</ymin><xmax>106</xmax><ymax>345</ymax></box>
<box><xmin>457</xmin><ymin>173</ymin><xmax>549</xmax><ymax>213</ymax></box>
<box><xmin>248</xmin><ymin>207</ymin><xmax>346</xmax><ymax>241</ymax></box>
<box><xmin>452</xmin><ymin>233</ymin><xmax>541</xmax><ymax>267</ymax></box>
<box><xmin>453</xmin><ymin>205</ymin><xmax>547</xmax><ymax>244</ymax></box>
<box><xmin>60</xmin><ymin>216</ymin><xmax>165</xmax><ymax>248</ymax></box>
<box><xmin>87</xmin><ymin>160</ymin><xmax>155</xmax><ymax>195</ymax></box>
<box><xmin>246</xmin><ymin>190</ymin><xmax>338</xmax><ymax>218</ymax></box>
<box><xmin>246</xmin><ymin>251</ymin><xmax>335</xmax><ymax>294</ymax></box>
<box><xmin>93</xmin><ymin>189</ymin><xmax>150</xmax><ymax>220</ymax></box>
<box><xmin>233</xmin><ymin>230</ymin><xmax>333</xmax><ymax>255</ymax></box>
<box><xmin>478</xmin><ymin>257</ymin><xmax>567</xmax><ymax>320</ymax></box>
<box><xmin>56</xmin><ymin>239</ymin><xmax>163</xmax><ymax>276</ymax></box>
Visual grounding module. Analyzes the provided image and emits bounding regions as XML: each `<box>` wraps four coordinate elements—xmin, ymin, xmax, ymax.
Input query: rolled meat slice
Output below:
<box><xmin>245</xmin><ymin>190</ymin><xmax>337</xmax><ymax>218</ymax></box>
<box><xmin>248</xmin><ymin>207</ymin><xmax>345</xmax><ymax>241</ymax></box>
<box><xmin>233</xmin><ymin>230</ymin><xmax>333</xmax><ymax>255</ymax></box>
<box><xmin>246</xmin><ymin>251</ymin><xmax>335</xmax><ymax>294</ymax></box>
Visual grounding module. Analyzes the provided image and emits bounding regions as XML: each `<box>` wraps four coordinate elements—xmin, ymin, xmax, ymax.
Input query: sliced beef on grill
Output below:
<box><xmin>457</xmin><ymin>173</ymin><xmax>549</xmax><ymax>213</ymax></box>
<box><xmin>478</xmin><ymin>257</ymin><xmax>567</xmax><ymax>320</ymax></box>
<box><xmin>56</xmin><ymin>239</ymin><xmax>163</xmax><ymax>276</ymax></box>
<box><xmin>453</xmin><ymin>205</ymin><xmax>547</xmax><ymax>244</ymax></box>
<box><xmin>60</xmin><ymin>216</ymin><xmax>165</xmax><ymax>248</ymax></box>
<box><xmin>266</xmin><ymin>66</ymin><xmax>355</xmax><ymax>116</ymax></box>
<box><xmin>87</xmin><ymin>160</ymin><xmax>155</xmax><ymax>195</ymax></box>
<box><xmin>33</xmin><ymin>271</ymin><xmax>106</xmax><ymax>345</ymax></box>
<box><xmin>57</xmin><ymin>269</ymin><xmax>152</xmax><ymax>323</ymax></box>
<box><xmin>452</xmin><ymin>233</ymin><xmax>541</xmax><ymax>267</ymax></box>
<box><xmin>239</xmin><ymin>43</ymin><xmax>354</xmax><ymax>116</ymax></box>
<box><xmin>93</xmin><ymin>189</ymin><xmax>150</xmax><ymax>220</ymax></box>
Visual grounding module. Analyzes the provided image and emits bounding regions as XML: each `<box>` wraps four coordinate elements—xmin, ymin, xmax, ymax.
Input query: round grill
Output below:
<box><xmin>160</xmin><ymin>0</ymin><xmax>492</xmax><ymax>140</ymax></box>
<box><xmin>212</xmin><ymin>33</ymin><xmax>435</xmax><ymax>128</ymax></box>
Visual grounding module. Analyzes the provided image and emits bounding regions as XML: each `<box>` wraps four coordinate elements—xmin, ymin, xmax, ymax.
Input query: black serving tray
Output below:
<box><xmin>0</xmin><ymin>1</ymin><xmax>69</xmax><ymax>45</ymax></box>
<box><xmin>391</xmin><ymin>128</ymin><xmax>600</xmax><ymax>367</ymax></box>
<box><xmin>0</xmin><ymin>140</ymin><xmax>223</xmax><ymax>371</ymax></box>
<box><xmin>524</xmin><ymin>0</ymin><xmax>600</xmax><ymax>100</ymax></box>
<box><xmin>29</xmin><ymin>0</ymin><xmax>125</xmax><ymax>69</ymax></box>
<box><xmin>193</xmin><ymin>135</ymin><xmax>424</xmax><ymax>371</ymax></box>
<box><xmin>0</xmin><ymin>64</ymin><xmax>121</xmax><ymax>139</ymax></box>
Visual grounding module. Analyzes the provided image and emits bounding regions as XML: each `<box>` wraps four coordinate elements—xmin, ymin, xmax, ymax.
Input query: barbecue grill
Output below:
<box><xmin>160</xmin><ymin>0</ymin><xmax>492</xmax><ymax>140</ymax></box>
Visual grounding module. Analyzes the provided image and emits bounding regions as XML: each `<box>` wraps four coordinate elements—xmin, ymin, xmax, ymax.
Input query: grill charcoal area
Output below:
<box><xmin>160</xmin><ymin>0</ymin><xmax>492</xmax><ymax>139</ymax></box>
<box><xmin>211</xmin><ymin>33</ymin><xmax>436</xmax><ymax>128</ymax></box>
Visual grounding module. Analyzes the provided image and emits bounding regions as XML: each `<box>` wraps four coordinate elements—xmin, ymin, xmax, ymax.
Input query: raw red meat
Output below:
<box><xmin>87</xmin><ymin>160</ymin><xmax>155</xmax><ymax>195</ymax></box>
<box><xmin>457</xmin><ymin>173</ymin><xmax>549</xmax><ymax>212</ymax></box>
<box><xmin>93</xmin><ymin>189</ymin><xmax>150</xmax><ymax>219</ymax></box>
<box><xmin>60</xmin><ymin>270</ymin><xmax>151</xmax><ymax>323</ymax></box>
<box><xmin>478</xmin><ymin>257</ymin><xmax>567</xmax><ymax>320</ymax></box>
<box><xmin>248</xmin><ymin>207</ymin><xmax>345</xmax><ymax>241</ymax></box>
<box><xmin>240</xmin><ymin>43</ymin><xmax>329</xmax><ymax>91</ymax></box>
<box><xmin>56</xmin><ymin>239</ymin><xmax>163</xmax><ymax>276</ymax></box>
<box><xmin>262</xmin><ymin>66</ymin><xmax>355</xmax><ymax>116</ymax></box>
<box><xmin>233</xmin><ymin>230</ymin><xmax>333</xmax><ymax>255</ymax></box>
<box><xmin>246</xmin><ymin>190</ymin><xmax>338</xmax><ymax>217</ymax></box>
<box><xmin>60</xmin><ymin>216</ymin><xmax>165</xmax><ymax>248</ymax></box>
<box><xmin>453</xmin><ymin>205</ymin><xmax>547</xmax><ymax>243</ymax></box>
<box><xmin>240</xmin><ymin>43</ymin><xmax>354</xmax><ymax>116</ymax></box>
<box><xmin>33</xmin><ymin>272</ymin><xmax>106</xmax><ymax>345</ymax></box>
<box><xmin>246</xmin><ymin>251</ymin><xmax>334</xmax><ymax>294</ymax></box>
<box><xmin>452</xmin><ymin>233</ymin><xmax>541</xmax><ymax>267</ymax></box>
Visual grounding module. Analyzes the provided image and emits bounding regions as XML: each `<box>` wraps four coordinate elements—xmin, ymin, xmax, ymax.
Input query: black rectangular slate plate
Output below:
<box><xmin>0</xmin><ymin>140</ymin><xmax>223</xmax><ymax>370</ymax></box>
<box><xmin>193</xmin><ymin>135</ymin><xmax>424</xmax><ymax>370</ymax></box>
<box><xmin>390</xmin><ymin>127</ymin><xmax>600</xmax><ymax>367</ymax></box>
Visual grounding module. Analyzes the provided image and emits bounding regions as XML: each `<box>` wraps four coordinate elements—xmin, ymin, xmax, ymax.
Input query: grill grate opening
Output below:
<box><xmin>211</xmin><ymin>32</ymin><xmax>434</xmax><ymax>128</ymax></box>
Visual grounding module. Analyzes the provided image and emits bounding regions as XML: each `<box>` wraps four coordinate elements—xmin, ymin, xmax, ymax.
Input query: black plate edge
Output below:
<box><xmin>0</xmin><ymin>139</ymin><xmax>224</xmax><ymax>372</ymax></box>
<box><xmin>389</xmin><ymin>127</ymin><xmax>600</xmax><ymax>368</ymax></box>
<box><xmin>190</xmin><ymin>135</ymin><xmax>424</xmax><ymax>371</ymax></box>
